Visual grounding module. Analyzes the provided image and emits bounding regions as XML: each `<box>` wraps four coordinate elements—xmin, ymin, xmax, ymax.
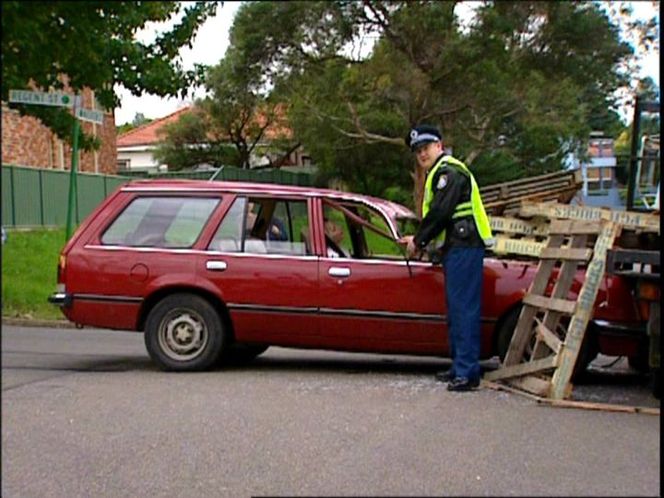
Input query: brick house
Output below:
<box><xmin>2</xmin><ymin>88</ymin><xmax>117</xmax><ymax>174</ymax></box>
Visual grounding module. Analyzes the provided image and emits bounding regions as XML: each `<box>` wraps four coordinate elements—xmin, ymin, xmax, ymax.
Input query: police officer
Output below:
<box><xmin>400</xmin><ymin>125</ymin><xmax>494</xmax><ymax>392</ymax></box>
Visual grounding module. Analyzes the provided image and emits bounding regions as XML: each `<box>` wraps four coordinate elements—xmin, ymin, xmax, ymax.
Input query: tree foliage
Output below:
<box><xmin>2</xmin><ymin>1</ymin><xmax>218</xmax><ymax>150</ymax></box>
<box><xmin>152</xmin><ymin>107</ymin><xmax>239</xmax><ymax>169</ymax></box>
<box><xmin>116</xmin><ymin>112</ymin><xmax>153</xmax><ymax>135</ymax></box>
<box><xmin>157</xmin><ymin>39</ymin><xmax>302</xmax><ymax>170</ymax></box>
<box><xmin>220</xmin><ymin>1</ymin><xmax>642</xmax><ymax>209</ymax></box>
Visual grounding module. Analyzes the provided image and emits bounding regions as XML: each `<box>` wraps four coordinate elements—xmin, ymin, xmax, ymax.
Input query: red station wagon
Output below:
<box><xmin>49</xmin><ymin>180</ymin><xmax>647</xmax><ymax>373</ymax></box>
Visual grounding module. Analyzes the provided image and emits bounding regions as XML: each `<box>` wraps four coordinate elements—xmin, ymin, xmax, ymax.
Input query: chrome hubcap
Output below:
<box><xmin>159</xmin><ymin>311</ymin><xmax>208</xmax><ymax>361</ymax></box>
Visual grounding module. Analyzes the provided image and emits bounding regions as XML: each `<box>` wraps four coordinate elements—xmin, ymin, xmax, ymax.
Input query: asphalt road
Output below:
<box><xmin>2</xmin><ymin>325</ymin><xmax>660</xmax><ymax>497</ymax></box>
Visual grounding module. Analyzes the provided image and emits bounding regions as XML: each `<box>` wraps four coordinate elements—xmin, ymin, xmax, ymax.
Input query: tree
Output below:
<box><xmin>2</xmin><ymin>1</ymin><xmax>218</xmax><ymax>150</ymax></box>
<box><xmin>158</xmin><ymin>43</ymin><xmax>301</xmax><ymax>170</ymax></box>
<box><xmin>116</xmin><ymin>112</ymin><xmax>153</xmax><ymax>135</ymax></box>
<box><xmin>152</xmin><ymin>107</ymin><xmax>239</xmax><ymax>170</ymax></box>
<box><xmin>223</xmin><ymin>1</ymin><xmax>638</xmax><ymax>211</ymax></box>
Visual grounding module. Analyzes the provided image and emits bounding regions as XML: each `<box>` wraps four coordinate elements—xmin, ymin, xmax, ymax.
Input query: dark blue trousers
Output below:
<box><xmin>442</xmin><ymin>246</ymin><xmax>485</xmax><ymax>381</ymax></box>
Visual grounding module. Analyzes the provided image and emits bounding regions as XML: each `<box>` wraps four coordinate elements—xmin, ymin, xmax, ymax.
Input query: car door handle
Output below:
<box><xmin>328</xmin><ymin>267</ymin><xmax>351</xmax><ymax>278</ymax></box>
<box><xmin>206</xmin><ymin>261</ymin><xmax>228</xmax><ymax>271</ymax></box>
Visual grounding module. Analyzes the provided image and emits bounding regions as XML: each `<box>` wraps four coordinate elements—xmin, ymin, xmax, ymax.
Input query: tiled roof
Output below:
<box><xmin>117</xmin><ymin>106</ymin><xmax>192</xmax><ymax>147</ymax></box>
<box><xmin>117</xmin><ymin>104</ymin><xmax>293</xmax><ymax>148</ymax></box>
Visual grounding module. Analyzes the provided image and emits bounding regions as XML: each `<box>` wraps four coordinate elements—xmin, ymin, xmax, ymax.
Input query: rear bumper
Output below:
<box><xmin>48</xmin><ymin>292</ymin><xmax>72</xmax><ymax>308</ymax></box>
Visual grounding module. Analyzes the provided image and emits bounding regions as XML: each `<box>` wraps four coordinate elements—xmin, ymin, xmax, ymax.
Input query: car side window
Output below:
<box><xmin>209</xmin><ymin>197</ymin><xmax>311</xmax><ymax>255</ymax></box>
<box><xmin>322</xmin><ymin>205</ymin><xmax>353</xmax><ymax>258</ymax></box>
<box><xmin>323</xmin><ymin>201</ymin><xmax>404</xmax><ymax>260</ymax></box>
<box><xmin>359</xmin><ymin>206</ymin><xmax>405</xmax><ymax>259</ymax></box>
<box><xmin>208</xmin><ymin>197</ymin><xmax>246</xmax><ymax>252</ymax></box>
<box><xmin>101</xmin><ymin>196</ymin><xmax>219</xmax><ymax>248</ymax></box>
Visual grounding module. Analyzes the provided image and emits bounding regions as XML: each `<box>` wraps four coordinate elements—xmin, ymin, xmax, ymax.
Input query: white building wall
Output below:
<box><xmin>117</xmin><ymin>147</ymin><xmax>163</xmax><ymax>172</ymax></box>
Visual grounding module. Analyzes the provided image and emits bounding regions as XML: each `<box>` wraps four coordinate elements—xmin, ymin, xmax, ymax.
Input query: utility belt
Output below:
<box><xmin>427</xmin><ymin>215</ymin><xmax>481</xmax><ymax>263</ymax></box>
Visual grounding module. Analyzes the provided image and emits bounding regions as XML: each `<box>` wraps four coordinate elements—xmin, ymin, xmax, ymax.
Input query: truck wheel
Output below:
<box><xmin>627</xmin><ymin>339</ymin><xmax>650</xmax><ymax>373</ymax></box>
<box><xmin>144</xmin><ymin>294</ymin><xmax>226</xmax><ymax>371</ymax></box>
<box><xmin>651</xmin><ymin>368</ymin><xmax>661</xmax><ymax>399</ymax></box>
<box><xmin>496</xmin><ymin>307</ymin><xmax>597</xmax><ymax>382</ymax></box>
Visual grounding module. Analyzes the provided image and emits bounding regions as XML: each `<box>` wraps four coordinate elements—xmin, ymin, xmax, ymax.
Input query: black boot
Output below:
<box><xmin>435</xmin><ymin>370</ymin><xmax>456</xmax><ymax>382</ymax></box>
<box><xmin>446</xmin><ymin>377</ymin><xmax>480</xmax><ymax>392</ymax></box>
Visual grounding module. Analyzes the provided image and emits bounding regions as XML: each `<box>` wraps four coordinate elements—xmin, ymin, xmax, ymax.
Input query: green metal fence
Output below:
<box><xmin>2</xmin><ymin>165</ymin><xmax>130</xmax><ymax>228</ymax></box>
<box><xmin>2</xmin><ymin>165</ymin><xmax>314</xmax><ymax>228</ymax></box>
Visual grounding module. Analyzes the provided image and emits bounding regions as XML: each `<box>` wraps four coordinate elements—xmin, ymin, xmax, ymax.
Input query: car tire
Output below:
<box><xmin>221</xmin><ymin>344</ymin><xmax>269</xmax><ymax>366</ymax></box>
<box><xmin>144</xmin><ymin>294</ymin><xmax>226</xmax><ymax>371</ymax></box>
<box><xmin>495</xmin><ymin>306</ymin><xmax>597</xmax><ymax>382</ymax></box>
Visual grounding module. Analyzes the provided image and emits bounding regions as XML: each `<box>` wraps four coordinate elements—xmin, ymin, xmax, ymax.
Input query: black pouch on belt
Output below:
<box><xmin>452</xmin><ymin>217</ymin><xmax>472</xmax><ymax>240</ymax></box>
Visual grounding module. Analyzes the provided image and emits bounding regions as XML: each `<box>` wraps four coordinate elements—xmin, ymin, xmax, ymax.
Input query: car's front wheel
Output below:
<box><xmin>144</xmin><ymin>294</ymin><xmax>225</xmax><ymax>371</ymax></box>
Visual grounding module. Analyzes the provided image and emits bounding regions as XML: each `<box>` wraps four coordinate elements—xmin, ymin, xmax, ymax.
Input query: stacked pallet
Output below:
<box><xmin>480</xmin><ymin>169</ymin><xmax>582</xmax><ymax>216</ymax></box>
<box><xmin>483</xmin><ymin>201</ymin><xmax>660</xmax><ymax>407</ymax></box>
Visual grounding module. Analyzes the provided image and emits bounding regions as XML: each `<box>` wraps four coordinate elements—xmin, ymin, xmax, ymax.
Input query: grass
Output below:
<box><xmin>2</xmin><ymin>228</ymin><xmax>67</xmax><ymax>320</ymax></box>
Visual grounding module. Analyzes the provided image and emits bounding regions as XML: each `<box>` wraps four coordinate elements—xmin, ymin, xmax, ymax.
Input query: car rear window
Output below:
<box><xmin>101</xmin><ymin>196</ymin><xmax>220</xmax><ymax>248</ymax></box>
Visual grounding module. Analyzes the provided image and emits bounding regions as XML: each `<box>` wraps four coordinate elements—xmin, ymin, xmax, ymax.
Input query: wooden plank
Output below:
<box><xmin>541</xmin><ymin>398</ymin><xmax>660</xmax><ymax>416</ymax></box>
<box><xmin>489</xmin><ymin>216</ymin><xmax>549</xmax><ymax>236</ymax></box>
<box><xmin>508</xmin><ymin>375</ymin><xmax>552</xmax><ymax>396</ymax></box>
<box><xmin>520</xmin><ymin>202</ymin><xmax>660</xmax><ymax>233</ymax></box>
<box><xmin>484</xmin><ymin>355</ymin><xmax>559</xmax><ymax>381</ymax></box>
<box><xmin>548</xmin><ymin>219</ymin><xmax>604</xmax><ymax>235</ymax></box>
<box><xmin>549</xmin><ymin>221</ymin><xmax>621</xmax><ymax>399</ymax></box>
<box><xmin>482</xmin><ymin>380</ymin><xmax>545</xmax><ymax>402</ymax></box>
<box><xmin>534</xmin><ymin>318</ymin><xmax>562</xmax><ymax>353</ymax></box>
<box><xmin>485</xmin><ymin>186</ymin><xmax>581</xmax><ymax>213</ymax></box>
<box><xmin>523</xmin><ymin>294</ymin><xmax>577</xmax><ymax>315</ymax></box>
<box><xmin>480</xmin><ymin>170</ymin><xmax>580</xmax><ymax>197</ymax></box>
<box><xmin>491</xmin><ymin>236</ymin><xmax>546</xmax><ymax>258</ymax></box>
<box><xmin>483</xmin><ymin>381</ymin><xmax>660</xmax><ymax>415</ymax></box>
<box><xmin>539</xmin><ymin>247</ymin><xmax>592</xmax><ymax>261</ymax></box>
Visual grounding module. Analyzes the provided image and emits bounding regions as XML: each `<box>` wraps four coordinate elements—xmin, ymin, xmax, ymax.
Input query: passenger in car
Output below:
<box><xmin>267</xmin><ymin>216</ymin><xmax>288</xmax><ymax>241</ymax></box>
<box><xmin>324</xmin><ymin>218</ymin><xmax>349</xmax><ymax>258</ymax></box>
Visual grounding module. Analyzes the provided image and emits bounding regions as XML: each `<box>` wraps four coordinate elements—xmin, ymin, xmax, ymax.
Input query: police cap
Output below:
<box><xmin>407</xmin><ymin>125</ymin><xmax>442</xmax><ymax>151</ymax></box>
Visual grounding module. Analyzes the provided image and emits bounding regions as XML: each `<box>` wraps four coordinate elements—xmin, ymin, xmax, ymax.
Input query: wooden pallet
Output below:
<box><xmin>480</xmin><ymin>170</ymin><xmax>582</xmax><ymax>216</ymax></box>
<box><xmin>489</xmin><ymin>215</ymin><xmax>550</xmax><ymax>258</ymax></box>
<box><xmin>484</xmin><ymin>219</ymin><xmax>621</xmax><ymax>399</ymax></box>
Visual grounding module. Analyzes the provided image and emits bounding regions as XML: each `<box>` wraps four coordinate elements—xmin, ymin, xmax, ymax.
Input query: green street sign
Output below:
<box><xmin>76</xmin><ymin>107</ymin><xmax>104</xmax><ymax>125</ymax></box>
<box><xmin>9</xmin><ymin>89</ymin><xmax>76</xmax><ymax>108</ymax></box>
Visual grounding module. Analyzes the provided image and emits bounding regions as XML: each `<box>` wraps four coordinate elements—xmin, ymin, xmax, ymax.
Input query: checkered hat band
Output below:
<box><xmin>411</xmin><ymin>133</ymin><xmax>439</xmax><ymax>145</ymax></box>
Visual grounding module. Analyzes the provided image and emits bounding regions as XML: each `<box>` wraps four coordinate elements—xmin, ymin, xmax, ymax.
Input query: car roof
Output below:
<box><xmin>122</xmin><ymin>179</ymin><xmax>417</xmax><ymax>220</ymax></box>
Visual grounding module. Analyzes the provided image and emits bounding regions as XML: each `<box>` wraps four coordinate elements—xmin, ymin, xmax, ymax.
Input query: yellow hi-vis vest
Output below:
<box><xmin>421</xmin><ymin>155</ymin><xmax>494</xmax><ymax>248</ymax></box>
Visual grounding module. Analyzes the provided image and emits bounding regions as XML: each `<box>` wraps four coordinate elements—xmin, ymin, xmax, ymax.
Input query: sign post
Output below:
<box><xmin>65</xmin><ymin>96</ymin><xmax>81</xmax><ymax>241</ymax></box>
<box><xmin>9</xmin><ymin>89</ymin><xmax>103</xmax><ymax>241</ymax></box>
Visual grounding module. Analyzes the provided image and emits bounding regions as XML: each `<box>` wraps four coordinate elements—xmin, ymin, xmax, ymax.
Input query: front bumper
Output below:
<box><xmin>48</xmin><ymin>292</ymin><xmax>72</xmax><ymax>308</ymax></box>
<box><xmin>590</xmin><ymin>319</ymin><xmax>647</xmax><ymax>337</ymax></box>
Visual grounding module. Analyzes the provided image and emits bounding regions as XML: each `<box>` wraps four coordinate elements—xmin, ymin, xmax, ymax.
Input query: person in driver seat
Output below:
<box><xmin>324</xmin><ymin>218</ymin><xmax>349</xmax><ymax>258</ymax></box>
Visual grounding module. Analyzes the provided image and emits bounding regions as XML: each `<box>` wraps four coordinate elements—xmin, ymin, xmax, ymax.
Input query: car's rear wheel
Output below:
<box><xmin>495</xmin><ymin>306</ymin><xmax>597</xmax><ymax>382</ymax></box>
<box><xmin>145</xmin><ymin>294</ymin><xmax>225</xmax><ymax>371</ymax></box>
